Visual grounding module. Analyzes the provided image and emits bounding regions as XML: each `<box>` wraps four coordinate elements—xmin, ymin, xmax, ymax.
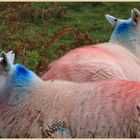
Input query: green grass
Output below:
<box><xmin>0</xmin><ymin>2</ymin><xmax>139</xmax><ymax>75</ymax></box>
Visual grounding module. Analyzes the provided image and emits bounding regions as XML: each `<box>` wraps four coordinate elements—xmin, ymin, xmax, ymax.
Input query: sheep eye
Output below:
<box><xmin>114</xmin><ymin>18</ymin><xmax>118</xmax><ymax>22</ymax></box>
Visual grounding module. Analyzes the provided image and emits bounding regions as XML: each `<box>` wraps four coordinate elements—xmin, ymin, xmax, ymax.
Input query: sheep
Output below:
<box><xmin>1</xmin><ymin>51</ymin><xmax>140</xmax><ymax>138</ymax></box>
<box><xmin>105</xmin><ymin>8</ymin><xmax>140</xmax><ymax>58</ymax></box>
<box><xmin>42</xmin><ymin>43</ymin><xmax>140</xmax><ymax>82</ymax></box>
<box><xmin>42</xmin><ymin>8</ymin><xmax>140</xmax><ymax>82</ymax></box>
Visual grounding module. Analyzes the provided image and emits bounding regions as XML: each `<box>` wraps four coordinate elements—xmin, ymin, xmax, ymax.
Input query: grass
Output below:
<box><xmin>0</xmin><ymin>2</ymin><xmax>139</xmax><ymax>75</ymax></box>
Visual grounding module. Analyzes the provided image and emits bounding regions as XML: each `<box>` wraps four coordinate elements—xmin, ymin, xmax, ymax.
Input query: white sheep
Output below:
<box><xmin>105</xmin><ymin>8</ymin><xmax>140</xmax><ymax>58</ymax></box>
<box><xmin>1</xmin><ymin>51</ymin><xmax>140</xmax><ymax>138</ymax></box>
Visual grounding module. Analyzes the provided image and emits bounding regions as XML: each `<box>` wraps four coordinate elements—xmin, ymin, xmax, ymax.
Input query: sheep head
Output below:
<box><xmin>0</xmin><ymin>51</ymin><xmax>15</xmax><ymax>73</ymax></box>
<box><xmin>105</xmin><ymin>8</ymin><xmax>140</xmax><ymax>57</ymax></box>
<box><xmin>0</xmin><ymin>51</ymin><xmax>15</xmax><ymax>105</ymax></box>
<box><xmin>0</xmin><ymin>51</ymin><xmax>41</xmax><ymax>106</ymax></box>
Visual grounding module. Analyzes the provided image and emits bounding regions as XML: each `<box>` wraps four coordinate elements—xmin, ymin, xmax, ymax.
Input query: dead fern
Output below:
<box><xmin>0</xmin><ymin>3</ymin><xmax>94</xmax><ymax>76</ymax></box>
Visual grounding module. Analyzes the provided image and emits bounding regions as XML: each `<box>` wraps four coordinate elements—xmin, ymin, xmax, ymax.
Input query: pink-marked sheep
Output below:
<box><xmin>105</xmin><ymin>8</ymin><xmax>140</xmax><ymax>58</ymax></box>
<box><xmin>1</xmin><ymin>51</ymin><xmax>140</xmax><ymax>138</ymax></box>
<box><xmin>42</xmin><ymin>8</ymin><xmax>140</xmax><ymax>82</ymax></box>
<box><xmin>42</xmin><ymin>43</ymin><xmax>140</xmax><ymax>82</ymax></box>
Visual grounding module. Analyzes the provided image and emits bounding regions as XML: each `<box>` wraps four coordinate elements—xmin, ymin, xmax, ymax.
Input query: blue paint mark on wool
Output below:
<box><xmin>111</xmin><ymin>19</ymin><xmax>138</xmax><ymax>43</ymax></box>
<box><xmin>115</xmin><ymin>19</ymin><xmax>132</xmax><ymax>34</ymax></box>
<box><xmin>8</xmin><ymin>63</ymin><xmax>35</xmax><ymax>105</ymax></box>
<box><xmin>58</xmin><ymin>127</ymin><xmax>70</xmax><ymax>135</ymax></box>
<box><xmin>13</xmin><ymin>64</ymin><xmax>33</xmax><ymax>85</ymax></box>
<box><xmin>14</xmin><ymin>64</ymin><xmax>32</xmax><ymax>78</ymax></box>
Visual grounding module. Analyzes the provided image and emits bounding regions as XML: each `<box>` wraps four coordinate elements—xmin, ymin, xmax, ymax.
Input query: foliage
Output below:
<box><xmin>0</xmin><ymin>2</ymin><xmax>139</xmax><ymax>75</ymax></box>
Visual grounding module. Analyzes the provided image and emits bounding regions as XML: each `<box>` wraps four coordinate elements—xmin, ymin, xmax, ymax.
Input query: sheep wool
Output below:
<box><xmin>1</xmin><ymin>51</ymin><xmax>140</xmax><ymax>138</ymax></box>
<box><xmin>42</xmin><ymin>43</ymin><xmax>140</xmax><ymax>82</ymax></box>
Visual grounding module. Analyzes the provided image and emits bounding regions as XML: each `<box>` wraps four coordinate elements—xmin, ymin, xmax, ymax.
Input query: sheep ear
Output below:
<box><xmin>6</xmin><ymin>51</ymin><xmax>15</xmax><ymax>64</ymax></box>
<box><xmin>105</xmin><ymin>14</ymin><xmax>118</xmax><ymax>26</ymax></box>
<box><xmin>0</xmin><ymin>51</ymin><xmax>14</xmax><ymax>71</ymax></box>
<box><xmin>131</xmin><ymin>8</ymin><xmax>140</xmax><ymax>25</ymax></box>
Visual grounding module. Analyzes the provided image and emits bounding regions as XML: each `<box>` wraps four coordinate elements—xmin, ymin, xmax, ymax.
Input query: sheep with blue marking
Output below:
<box><xmin>105</xmin><ymin>8</ymin><xmax>140</xmax><ymax>58</ymax></box>
<box><xmin>42</xmin><ymin>8</ymin><xmax>140</xmax><ymax>83</ymax></box>
<box><xmin>2</xmin><ymin>51</ymin><xmax>140</xmax><ymax>138</ymax></box>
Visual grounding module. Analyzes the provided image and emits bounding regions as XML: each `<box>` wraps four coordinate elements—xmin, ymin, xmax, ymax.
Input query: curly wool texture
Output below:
<box><xmin>42</xmin><ymin>43</ymin><xmax>140</xmax><ymax>82</ymax></box>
